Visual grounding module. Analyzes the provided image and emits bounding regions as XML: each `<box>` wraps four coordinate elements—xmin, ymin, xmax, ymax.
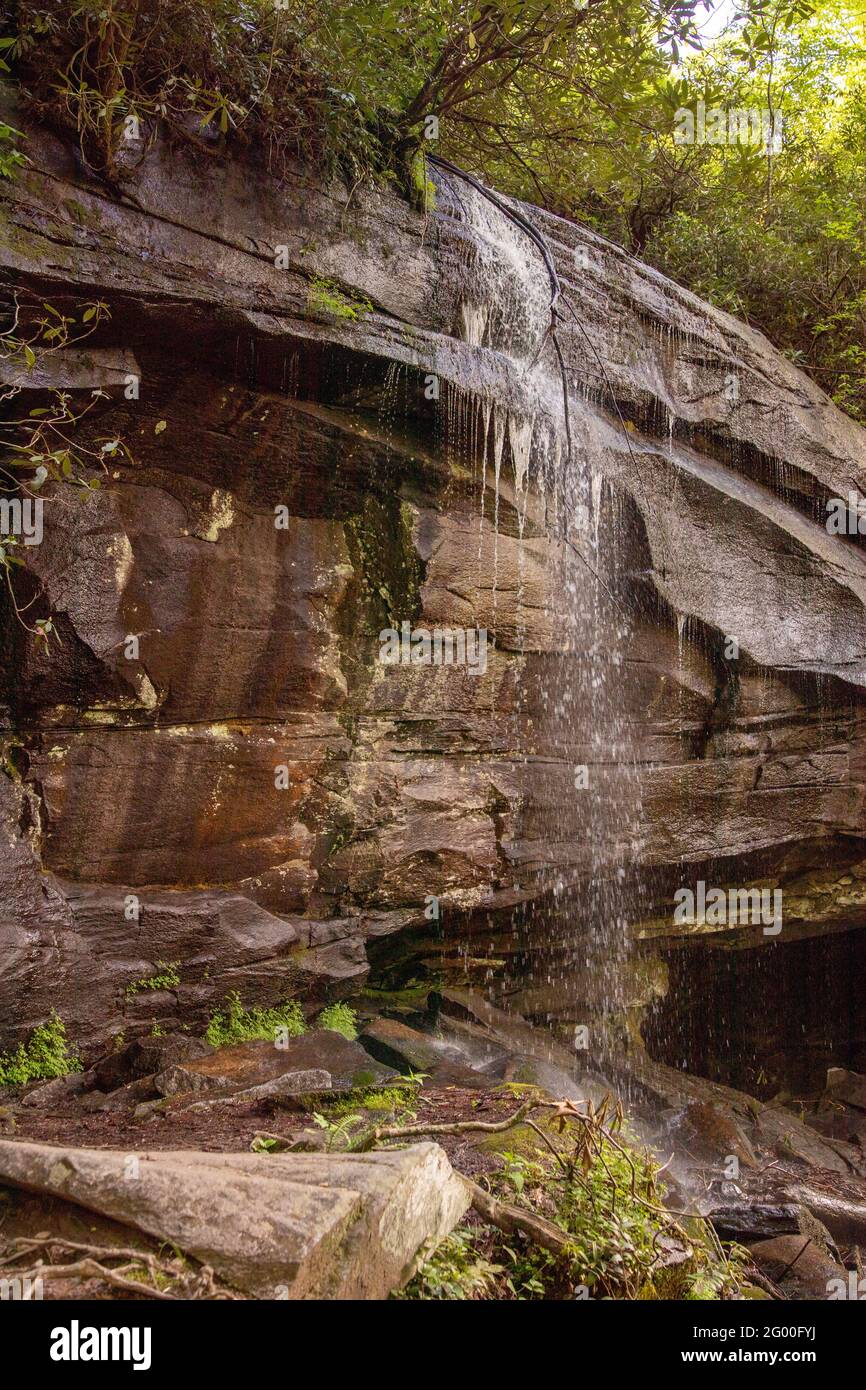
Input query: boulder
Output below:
<box><xmin>182</xmin><ymin>1069</ymin><xmax>333</xmax><ymax>1111</ymax></box>
<box><xmin>826</xmin><ymin>1068</ymin><xmax>866</xmax><ymax>1112</ymax></box>
<box><xmin>21</xmin><ymin>1072</ymin><xmax>95</xmax><ymax>1108</ymax></box>
<box><xmin>709</xmin><ymin>1201</ymin><xmax>839</xmax><ymax>1260</ymax></box>
<box><xmin>79</xmin><ymin>1075</ymin><xmax>163</xmax><ymax>1113</ymax></box>
<box><xmin>783</xmin><ymin>1184</ymin><xmax>866</xmax><ymax>1246</ymax></box>
<box><xmin>748</xmin><ymin>1236</ymin><xmax>846</xmax><ymax>1300</ymax></box>
<box><xmin>95</xmin><ymin>1034</ymin><xmax>215</xmax><ymax>1093</ymax></box>
<box><xmin>154</xmin><ymin>1033</ymin><xmax>399</xmax><ymax>1100</ymax></box>
<box><xmin>0</xmin><ymin>1138</ymin><xmax>470</xmax><ymax>1299</ymax></box>
<box><xmin>359</xmin><ymin>1017</ymin><xmax>491</xmax><ymax>1086</ymax></box>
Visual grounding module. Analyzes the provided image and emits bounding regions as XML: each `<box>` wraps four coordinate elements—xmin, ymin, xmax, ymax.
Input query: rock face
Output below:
<box><xmin>2</xmin><ymin>106</ymin><xmax>866</xmax><ymax>1055</ymax></box>
<box><xmin>0</xmin><ymin>1138</ymin><xmax>470</xmax><ymax>1298</ymax></box>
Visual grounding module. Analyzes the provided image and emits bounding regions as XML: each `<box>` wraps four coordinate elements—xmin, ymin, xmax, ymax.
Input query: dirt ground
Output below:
<box><xmin>0</xmin><ymin>1082</ymin><xmax>519</xmax><ymax>1298</ymax></box>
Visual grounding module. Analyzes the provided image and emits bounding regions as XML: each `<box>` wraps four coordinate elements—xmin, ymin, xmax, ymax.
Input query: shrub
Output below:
<box><xmin>316</xmin><ymin>1002</ymin><xmax>358</xmax><ymax>1040</ymax></box>
<box><xmin>205</xmin><ymin>991</ymin><xmax>305</xmax><ymax>1047</ymax></box>
<box><xmin>0</xmin><ymin>1011</ymin><xmax>81</xmax><ymax>1086</ymax></box>
<box><xmin>125</xmin><ymin>961</ymin><xmax>180</xmax><ymax>996</ymax></box>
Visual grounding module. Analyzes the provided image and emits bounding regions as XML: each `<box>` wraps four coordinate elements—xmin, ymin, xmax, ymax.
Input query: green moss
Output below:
<box><xmin>0</xmin><ymin>1012</ymin><xmax>81</xmax><ymax>1086</ymax></box>
<box><xmin>409</xmin><ymin>150</ymin><xmax>436</xmax><ymax>213</ymax></box>
<box><xmin>344</xmin><ymin>496</ymin><xmax>423</xmax><ymax>633</ymax></box>
<box><xmin>314</xmin><ymin>1077</ymin><xmax>419</xmax><ymax>1119</ymax></box>
<box><xmin>205</xmin><ymin>991</ymin><xmax>306</xmax><ymax>1048</ymax></box>
<box><xmin>125</xmin><ymin>961</ymin><xmax>180</xmax><ymax>996</ymax></box>
<box><xmin>361</xmin><ymin>981</ymin><xmax>435</xmax><ymax>1011</ymax></box>
<box><xmin>307</xmin><ymin>276</ymin><xmax>372</xmax><ymax>322</ymax></box>
<box><xmin>316</xmin><ymin>1002</ymin><xmax>358</xmax><ymax>1040</ymax></box>
<box><xmin>477</xmin><ymin>1119</ymin><xmax>549</xmax><ymax>1160</ymax></box>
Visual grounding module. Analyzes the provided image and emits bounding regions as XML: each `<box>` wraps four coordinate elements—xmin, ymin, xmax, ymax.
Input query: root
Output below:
<box><xmin>349</xmin><ymin>1097</ymin><xmax>542</xmax><ymax>1151</ymax></box>
<box><xmin>0</xmin><ymin>1234</ymin><xmax>239</xmax><ymax>1300</ymax></box>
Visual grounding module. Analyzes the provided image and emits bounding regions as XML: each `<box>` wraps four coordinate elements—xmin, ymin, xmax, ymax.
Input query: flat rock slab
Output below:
<box><xmin>181</xmin><ymin>1068</ymin><xmax>333</xmax><ymax>1112</ymax></box>
<box><xmin>360</xmin><ymin>1017</ymin><xmax>493</xmax><ymax>1087</ymax></box>
<box><xmin>154</xmin><ymin>1033</ymin><xmax>398</xmax><ymax>1099</ymax></box>
<box><xmin>0</xmin><ymin>1139</ymin><xmax>469</xmax><ymax>1299</ymax></box>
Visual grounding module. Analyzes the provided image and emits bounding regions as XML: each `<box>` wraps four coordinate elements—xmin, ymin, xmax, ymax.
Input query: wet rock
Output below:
<box><xmin>3</xmin><ymin>116</ymin><xmax>866</xmax><ymax>1053</ymax></box>
<box><xmin>783</xmin><ymin>1184</ymin><xmax>866</xmax><ymax>1247</ymax></box>
<box><xmin>826</xmin><ymin>1067</ymin><xmax>866</xmax><ymax>1111</ymax></box>
<box><xmin>709</xmin><ymin>1201</ymin><xmax>839</xmax><ymax>1261</ymax></box>
<box><xmin>627</xmin><ymin>1054</ymin><xmax>857</xmax><ymax>1177</ymax></box>
<box><xmin>709</xmin><ymin>1202</ymin><xmax>803</xmax><ymax>1241</ymax></box>
<box><xmin>155</xmin><ymin>1033</ymin><xmax>398</xmax><ymax>1101</ymax></box>
<box><xmin>0</xmin><ymin>1138</ymin><xmax>470</xmax><ymax>1299</ymax></box>
<box><xmin>435</xmin><ymin>988</ymin><xmax>609</xmax><ymax>1103</ymax></box>
<box><xmin>359</xmin><ymin>1017</ymin><xmax>490</xmax><ymax>1086</ymax></box>
<box><xmin>762</xmin><ymin>1102</ymin><xmax>859</xmax><ymax>1174</ymax></box>
<box><xmin>748</xmin><ymin>1236</ymin><xmax>845</xmax><ymax>1300</ymax></box>
<box><xmin>681</xmin><ymin>1102</ymin><xmax>759</xmax><ymax>1170</ymax></box>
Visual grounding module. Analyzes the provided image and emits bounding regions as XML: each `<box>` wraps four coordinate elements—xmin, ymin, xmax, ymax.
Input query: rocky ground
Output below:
<box><xmin>3</xmin><ymin>987</ymin><xmax>866</xmax><ymax>1301</ymax></box>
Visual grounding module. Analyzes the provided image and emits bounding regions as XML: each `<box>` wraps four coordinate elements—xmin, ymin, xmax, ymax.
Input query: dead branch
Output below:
<box><xmin>462</xmin><ymin>1175</ymin><xmax>573</xmax><ymax>1258</ymax></box>
<box><xmin>351</xmin><ymin>1097</ymin><xmax>545</xmax><ymax>1150</ymax></box>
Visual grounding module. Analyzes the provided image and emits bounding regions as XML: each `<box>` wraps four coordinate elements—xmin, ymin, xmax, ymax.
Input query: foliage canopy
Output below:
<box><xmin>4</xmin><ymin>1</ymin><xmax>865</xmax><ymax>416</ymax></box>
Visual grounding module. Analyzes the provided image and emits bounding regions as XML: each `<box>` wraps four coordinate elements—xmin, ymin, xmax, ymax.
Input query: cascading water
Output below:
<box><xmin>438</xmin><ymin>174</ymin><xmax>643</xmax><ymax>1081</ymax></box>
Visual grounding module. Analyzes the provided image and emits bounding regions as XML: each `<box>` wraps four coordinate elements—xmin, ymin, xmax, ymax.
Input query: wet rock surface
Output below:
<box><xmin>3</xmin><ymin>105</ymin><xmax>866</xmax><ymax>1304</ymax></box>
<box><xmin>748</xmin><ymin>1236</ymin><xmax>846</xmax><ymax>1300</ymax></box>
<box><xmin>1</xmin><ymin>113</ymin><xmax>865</xmax><ymax>1051</ymax></box>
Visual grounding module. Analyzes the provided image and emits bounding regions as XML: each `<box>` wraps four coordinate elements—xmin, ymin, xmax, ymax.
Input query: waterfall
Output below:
<box><xmin>445</xmin><ymin>175</ymin><xmax>643</xmax><ymax>1078</ymax></box>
